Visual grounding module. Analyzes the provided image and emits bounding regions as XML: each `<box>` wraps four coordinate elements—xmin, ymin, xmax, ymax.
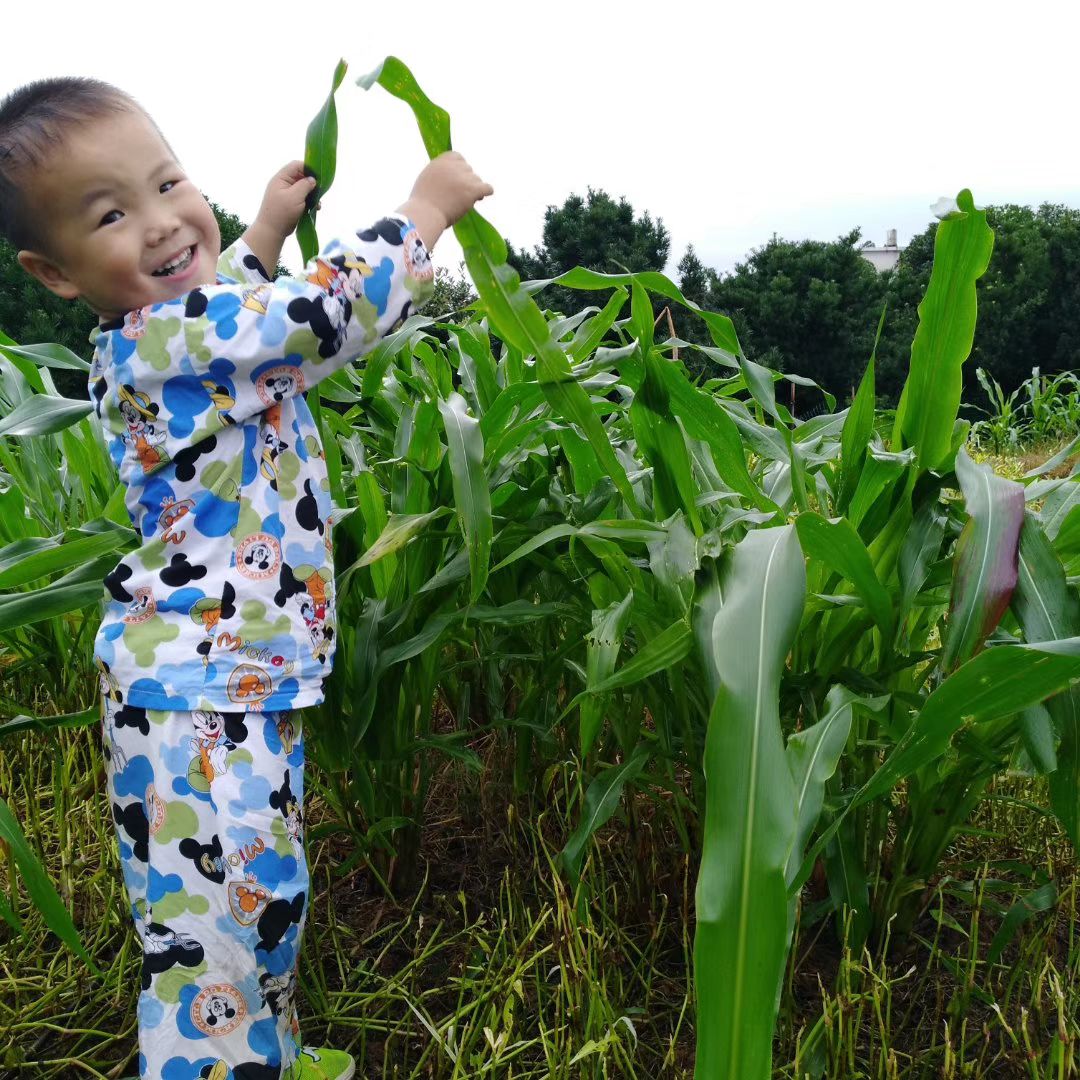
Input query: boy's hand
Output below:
<box><xmin>398</xmin><ymin>152</ymin><xmax>493</xmax><ymax>250</ymax></box>
<box><xmin>256</xmin><ymin>161</ymin><xmax>319</xmax><ymax>239</ymax></box>
<box><xmin>242</xmin><ymin>161</ymin><xmax>318</xmax><ymax>274</ymax></box>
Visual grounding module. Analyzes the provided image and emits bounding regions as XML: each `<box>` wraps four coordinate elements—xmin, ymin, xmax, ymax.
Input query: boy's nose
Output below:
<box><xmin>147</xmin><ymin>213</ymin><xmax>182</xmax><ymax>246</ymax></box>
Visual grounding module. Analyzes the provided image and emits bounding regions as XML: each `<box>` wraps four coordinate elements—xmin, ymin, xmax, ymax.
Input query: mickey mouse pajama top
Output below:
<box><xmin>93</xmin><ymin>215</ymin><xmax>434</xmax><ymax>1079</ymax></box>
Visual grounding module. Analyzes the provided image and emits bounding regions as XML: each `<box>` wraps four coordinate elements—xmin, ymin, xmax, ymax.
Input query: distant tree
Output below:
<box><xmin>673</xmin><ymin>244</ymin><xmax>717</xmax><ymax>351</ymax></box>
<box><xmin>428</xmin><ymin>262</ymin><xmax>477</xmax><ymax>321</ymax></box>
<box><xmin>706</xmin><ymin>229</ymin><xmax>888</xmax><ymax>407</ymax></box>
<box><xmin>507</xmin><ymin>188</ymin><xmax>670</xmax><ymax>316</ymax></box>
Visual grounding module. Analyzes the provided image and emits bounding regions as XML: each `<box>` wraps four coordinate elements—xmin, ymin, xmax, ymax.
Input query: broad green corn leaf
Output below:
<box><xmin>825</xmin><ymin>814</ymin><xmax>871</xmax><ymax>952</ymax></box>
<box><xmin>297</xmin><ymin>58</ymin><xmax>348</xmax><ymax>264</ymax></box>
<box><xmin>0</xmin><ymin>341</ymin><xmax>91</xmax><ymax>370</ymax></box>
<box><xmin>897</xmin><ymin>494</ymin><xmax>948</xmax><ymax>622</ymax></box>
<box><xmin>492</xmin><ymin>519</ymin><xmax>665</xmax><ymax>572</ymax></box>
<box><xmin>0</xmin><ymin>521</ymin><xmax>132</xmax><ymax>590</ymax></box>
<box><xmin>1018</xmin><ymin>704</ymin><xmax>1057</xmax><ymax>775</ymax></box>
<box><xmin>693</xmin><ymin>525</ymin><xmax>805</xmax><ymax>1080</ymax></box>
<box><xmin>438</xmin><ymin>392</ymin><xmax>492</xmax><ymax>602</ymax></box>
<box><xmin>630</xmin><ymin>331</ymin><xmax>702</xmax><ymax>531</ymax></box>
<box><xmin>942</xmin><ymin>449</ymin><xmax>1025</xmax><ymax>670</ymax></box>
<box><xmin>986</xmin><ymin>882</ymin><xmax>1057</xmax><ymax>964</ymax></box>
<box><xmin>796</xmin><ymin>512</ymin><xmax>894</xmax><ymax>641</ymax></box>
<box><xmin>580</xmin><ymin>592</ymin><xmax>634</xmax><ymax>755</ymax></box>
<box><xmin>792</xmin><ymin>635</ymin><xmax>1080</xmax><ymax>895</ymax></box>
<box><xmin>560</xmin><ymin>618</ymin><xmax>693</xmax><ymax>719</ymax></box>
<box><xmin>352</xmin><ymin>508</ymin><xmax>450</xmax><ymax>568</ymax></box>
<box><xmin>837</xmin><ymin>342</ymin><xmax>878</xmax><ymax>512</ymax></box>
<box><xmin>0</xmin><ymin>580</ymin><xmax>103</xmax><ymax>631</ymax></box>
<box><xmin>1012</xmin><ymin>514</ymin><xmax>1080</xmax><ymax>846</ymax></box>
<box><xmin>893</xmin><ymin>190</ymin><xmax>994</xmax><ymax>471</ymax></box>
<box><xmin>0</xmin><ymin>393</ymin><xmax>92</xmax><ymax>437</ymax></box>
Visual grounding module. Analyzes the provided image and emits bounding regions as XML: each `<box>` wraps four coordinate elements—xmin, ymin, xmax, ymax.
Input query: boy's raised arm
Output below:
<box><xmin>92</xmin><ymin>153</ymin><xmax>491</xmax><ymax>439</ymax></box>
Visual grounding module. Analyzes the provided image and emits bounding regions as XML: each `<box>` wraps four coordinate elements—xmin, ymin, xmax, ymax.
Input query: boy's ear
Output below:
<box><xmin>16</xmin><ymin>249</ymin><xmax>81</xmax><ymax>301</ymax></box>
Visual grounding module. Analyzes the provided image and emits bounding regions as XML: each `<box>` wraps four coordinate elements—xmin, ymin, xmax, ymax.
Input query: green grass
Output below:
<box><xmin>2</xmin><ymin>724</ymin><xmax>1077</xmax><ymax>1079</ymax></box>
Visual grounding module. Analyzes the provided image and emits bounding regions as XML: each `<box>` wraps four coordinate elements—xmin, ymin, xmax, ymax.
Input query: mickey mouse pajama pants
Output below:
<box><xmin>102</xmin><ymin>695</ymin><xmax>309</xmax><ymax>1080</ymax></box>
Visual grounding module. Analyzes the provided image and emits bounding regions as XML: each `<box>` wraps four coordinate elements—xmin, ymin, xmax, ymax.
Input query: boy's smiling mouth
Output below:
<box><xmin>152</xmin><ymin>245</ymin><xmax>196</xmax><ymax>277</ymax></box>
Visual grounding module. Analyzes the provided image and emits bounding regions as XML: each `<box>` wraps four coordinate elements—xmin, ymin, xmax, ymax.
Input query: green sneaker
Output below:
<box><xmin>289</xmin><ymin>1046</ymin><xmax>357</xmax><ymax>1080</ymax></box>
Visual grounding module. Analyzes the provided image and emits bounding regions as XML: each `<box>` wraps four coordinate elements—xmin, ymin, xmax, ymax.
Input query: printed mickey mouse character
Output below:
<box><xmin>96</xmin><ymin>657</ymin><xmax>122</xmax><ymax>703</ymax></box>
<box><xmin>269</xmin><ymin>770</ymin><xmax>303</xmax><ymax>847</ymax></box>
<box><xmin>197</xmin><ymin>986</ymin><xmax>243</xmax><ymax>1029</ymax></box>
<box><xmin>189</xmin><ymin>582</ymin><xmax>236</xmax><ymax>666</ymax></box>
<box><xmin>101</xmin><ymin>695</ymin><xmax>129</xmax><ymax>773</ymax></box>
<box><xmin>403</xmin><ymin>227</ymin><xmax>433</xmax><ymax>280</ymax></box>
<box><xmin>259</xmin><ymin>970</ymin><xmax>296</xmax><ymax>1018</ymax></box>
<box><xmin>122</xmin><ymin>586</ymin><xmax>157</xmax><ymax>624</ymax></box>
<box><xmin>259</xmin><ymin>426</ymin><xmax>289</xmax><ymax>490</ymax></box>
<box><xmin>286</xmin><ymin>252</ymin><xmax>377</xmax><ymax>356</ymax></box>
<box><xmin>140</xmin><ymin>914</ymin><xmax>204</xmax><ymax>990</ymax></box>
<box><xmin>121</xmin><ymin>305</ymin><xmax>148</xmax><ymax>340</ymax></box>
<box><xmin>276</xmin><ymin>711</ymin><xmax>297</xmax><ymax>755</ymax></box>
<box><xmin>117</xmin><ymin>384</ymin><xmax>170</xmax><ymax>472</ymax></box>
<box><xmin>236</xmin><ymin>532</ymin><xmax>281</xmax><ymax>580</ymax></box>
<box><xmin>241</xmin><ymin>283</ymin><xmax>272</xmax><ymax>314</ymax></box>
<box><xmin>255</xmin><ymin>367</ymin><xmax>304</xmax><ymax>407</ymax></box>
<box><xmin>187</xmin><ymin>710</ymin><xmax>247</xmax><ymax>790</ymax></box>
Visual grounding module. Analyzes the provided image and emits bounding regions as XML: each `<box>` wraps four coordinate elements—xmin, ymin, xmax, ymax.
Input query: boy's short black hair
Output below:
<box><xmin>0</xmin><ymin>76</ymin><xmax>139</xmax><ymax>253</ymax></box>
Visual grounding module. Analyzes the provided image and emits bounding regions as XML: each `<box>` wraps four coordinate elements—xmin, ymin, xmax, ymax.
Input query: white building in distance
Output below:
<box><xmin>858</xmin><ymin>229</ymin><xmax>901</xmax><ymax>272</ymax></box>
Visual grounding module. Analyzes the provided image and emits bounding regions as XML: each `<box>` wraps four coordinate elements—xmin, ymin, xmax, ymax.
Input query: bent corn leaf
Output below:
<box><xmin>358</xmin><ymin>56</ymin><xmax>640</xmax><ymax>513</ymax></box>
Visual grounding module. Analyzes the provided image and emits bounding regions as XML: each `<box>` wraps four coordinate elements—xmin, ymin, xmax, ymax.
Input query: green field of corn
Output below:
<box><xmin>2</xmin><ymin>60</ymin><xmax>1080</xmax><ymax>1079</ymax></box>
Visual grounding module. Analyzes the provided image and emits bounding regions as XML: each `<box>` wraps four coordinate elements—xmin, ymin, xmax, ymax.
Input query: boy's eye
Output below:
<box><xmin>99</xmin><ymin>210</ymin><xmax>123</xmax><ymax>227</ymax></box>
<box><xmin>160</xmin><ymin>179</ymin><xmax>180</xmax><ymax>193</ymax></box>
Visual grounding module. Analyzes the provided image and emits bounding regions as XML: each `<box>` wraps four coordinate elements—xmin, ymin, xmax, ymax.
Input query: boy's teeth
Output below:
<box><xmin>154</xmin><ymin>247</ymin><xmax>194</xmax><ymax>276</ymax></box>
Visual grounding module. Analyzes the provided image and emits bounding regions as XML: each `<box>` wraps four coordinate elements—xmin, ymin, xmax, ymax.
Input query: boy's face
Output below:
<box><xmin>17</xmin><ymin>108</ymin><xmax>221</xmax><ymax>322</ymax></box>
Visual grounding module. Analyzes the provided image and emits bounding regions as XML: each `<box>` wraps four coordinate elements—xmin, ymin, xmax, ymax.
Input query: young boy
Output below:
<box><xmin>0</xmin><ymin>76</ymin><xmax>491</xmax><ymax>1080</ymax></box>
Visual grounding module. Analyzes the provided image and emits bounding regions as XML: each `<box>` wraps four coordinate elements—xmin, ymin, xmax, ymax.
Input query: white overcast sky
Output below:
<box><xmin>6</xmin><ymin>0</ymin><xmax>1079</xmax><ymax>279</ymax></box>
